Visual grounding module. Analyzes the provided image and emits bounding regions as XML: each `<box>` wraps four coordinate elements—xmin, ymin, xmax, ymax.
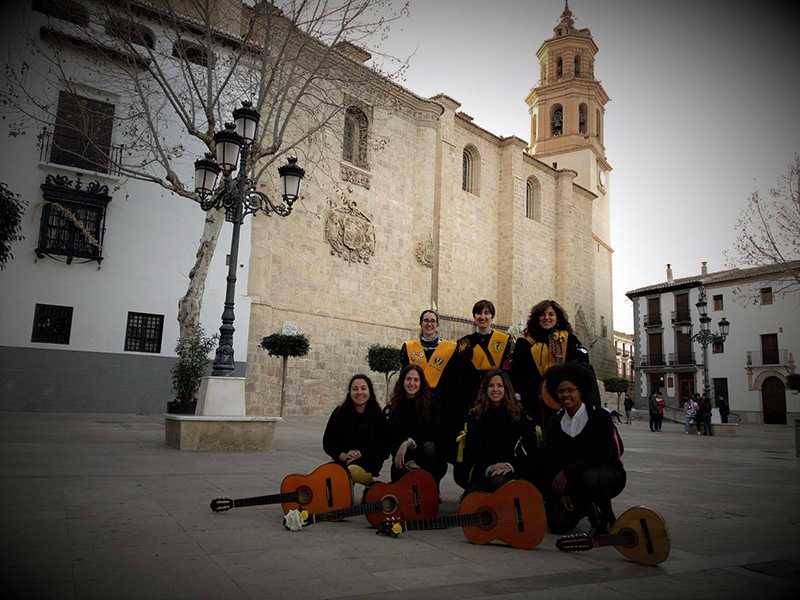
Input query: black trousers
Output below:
<box><xmin>463</xmin><ymin>472</ymin><xmax>516</xmax><ymax>496</ymax></box>
<box><xmin>547</xmin><ymin>464</ymin><xmax>626</xmax><ymax>534</ymax></box>
<box><xmin>390</xmin><ymin>441</ymin><xmax>447</xmax><ymax>484</ymax></box>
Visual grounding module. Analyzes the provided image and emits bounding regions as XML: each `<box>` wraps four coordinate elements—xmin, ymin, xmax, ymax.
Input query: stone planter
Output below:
<box><xmin>167</xmin><ymin>400</ymin><xmax>197</xmax><ymax>415</ymax></box>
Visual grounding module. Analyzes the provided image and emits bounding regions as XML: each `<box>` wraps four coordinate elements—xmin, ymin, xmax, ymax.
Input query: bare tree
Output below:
<box><xmin>1</xmin><ymin>0</ymin><xmax>409</xmax><ymax>336</ymax></box>
<box><xmin>727</xmin><ymin>154</ymin><xmax>800</xmax><ymax>300</ymax></box>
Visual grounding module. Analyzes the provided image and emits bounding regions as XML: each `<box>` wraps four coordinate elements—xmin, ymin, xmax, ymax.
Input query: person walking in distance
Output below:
<box><xmin>684</xmin><ymin>396</ymin><xmax>699</xmax><ymax>434</ymax></box>
<box><xmin>623</xmin><ymin>394</ymin><xmax>634</xmax><ymax>425</ymax></box>
<box><xmin>656</xmin><ymin>392</ymin><xmax>666</xmax><ymax>432</ymax></box>
<box><xmin>718</xmin><ymin>395</ymin><xmax>730</xmax><ymax>424</ymax></box>
<box><xmin>648</xmin><ymin>393</ymin><xmax>659</xmax><ymax>432</ymax></box>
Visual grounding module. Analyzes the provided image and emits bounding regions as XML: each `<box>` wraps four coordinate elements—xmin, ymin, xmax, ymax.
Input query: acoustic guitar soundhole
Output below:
<box><xmin>296</xmin><ymin>486</ymin><xmax>313</xmax><ymax>505</ymax></box>
<box><xmin>381</xmin><ymin>495</ymin><xmax>399</xmax><ymax>515</ymax></box>
<box><xmin>618</xmin><ymin>528</ymin><xmax>637</xmax><ymax>548</ymax></box>
<box><xmin>477</xmin><ymin>508</ymin><xmax>496</xmax><ymax>531</ymax></box>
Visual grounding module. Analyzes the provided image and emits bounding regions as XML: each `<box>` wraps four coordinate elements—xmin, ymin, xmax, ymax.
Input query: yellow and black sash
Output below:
<box><xmin>471</xmin><ymin>330</ymin><xmax>509</xmax><ymax>371</ymax></box>
<box><xmin>405</xmin><ymin>339</ymin><xmax>456</xmax><ymax>388</ymax></box>
<box><xmin>525</xmin><ymin>331</ymin><xmax>569</xmax><ymax>376</ymax></box>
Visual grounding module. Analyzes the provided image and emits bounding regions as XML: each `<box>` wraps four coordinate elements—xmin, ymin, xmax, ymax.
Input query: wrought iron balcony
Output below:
<box><xmin>616</xmin><ymin>347</ymin><xmax>622</xmax><ymax>355</ymax></box>
<box><xmin>746</xmin><ymin>349</ymin><xmax>789</xmax><ymax>367</ymax></box>
<box><xmin>623</xmin><ymin>349</ymin><xmax>631</xmax><ymax>357</ymax></box>
<box><xmin>639</xmin><ymin>353</ymin><xmax>665</xmax><ymax>367</ymax></box>
<box><xmin>39</xmin><ymin>128</ymin><xmax>123</xmax><ymax>176</ymax></box>
<box><xmin>669</xmin><ymin>352</ymin><xmax>696</xmax><ymax>366</ymax></box>
<box><xmin>644</xmin><ymin>314</ymin><xmax>662</xmax><ymax>328</ymax></box>
<box><xmin>671</xmin><ymin>310</ymin><xmax>692</xmax><ymax>324</ymax></box>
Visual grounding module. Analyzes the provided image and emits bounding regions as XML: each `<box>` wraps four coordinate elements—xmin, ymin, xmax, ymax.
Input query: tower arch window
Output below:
<box><xmin>342</xmin><ymin>106</ymin><xmax>369</xmax><ymax>170</ymax></box>
<box><xmin>579</xmin><ymin>103</ymin><xmax>587</xmax><ymax>134</ymax></box>
<box><xmin>551</xmin><ymin>104</ymin><xmax>563</xmax><ymax>137</ymax></box>
<box><xmin>525</xmin><ymin>177</ymin><xmax>542</xmax><ymax>222</ymax></box>
<box><xmin>596</xmin><ymin>108</ymin><xmax>602</xmax><ymax>141</ymax></box>
<box><xmin>462</xmin><ymin>145</ymin><xmax>480</xmax><ymax>195</ymax></box>
<box><xmin>574</xmin><ymin>56</ymin><xmax>581</xmax><ymax>77</ymax></box>
<box><xmin>556</xmin><ymin>58</ymin><xmax>563</xmax><ymax>79</ymax></box>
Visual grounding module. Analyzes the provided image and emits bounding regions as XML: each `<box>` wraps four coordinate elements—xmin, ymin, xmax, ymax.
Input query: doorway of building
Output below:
<box><xmin>761</xmin><ymin>377</ymin><xmax>787</xmax><ymax>424</ymax></box>
<box><xmin>678</xmin><ymin>373</ymin><xmax>695</xmax><ymax>407</ymax></box>
<box><xmin>649</xmin><ymin>373</ymin><xmax>665</xmax><ymax>397</ymax></box>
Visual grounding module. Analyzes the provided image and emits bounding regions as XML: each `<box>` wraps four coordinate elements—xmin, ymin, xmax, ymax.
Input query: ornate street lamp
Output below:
<box><xmin>682</xmin><ymin>288</ymin><xmax>731</xmax><ymax>398</ymax></box>
<box><xmin>194</xmin><ymin>100</ymin><xmax>305</xmax><ymax>376</ymax></box>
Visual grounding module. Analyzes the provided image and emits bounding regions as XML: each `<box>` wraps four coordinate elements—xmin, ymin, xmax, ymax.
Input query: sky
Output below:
<box><xmin>367</xmin><ymin>0</ymin><xmax>800</xmax><ymax>332</ymax></box>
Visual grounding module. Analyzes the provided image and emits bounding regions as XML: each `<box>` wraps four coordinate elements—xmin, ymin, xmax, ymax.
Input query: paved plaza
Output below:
<box><xmin>2</xmin><ymin>411</ymin><xmax>799</xmax><ymax>599</ymax></box>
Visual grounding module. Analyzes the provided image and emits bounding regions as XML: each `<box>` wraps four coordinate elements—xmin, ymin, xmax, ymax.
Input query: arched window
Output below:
<box><xmin>462</xmin><ymin>145</ymin><xmax>480</xmax><ymax>195</ymax></box>
<box><xmin>172</xmin><ymin>40</ymin><xmax>212</xmax><ymax>67</ymax></box>
<box><xmin>551</xmin><ymin>104</ymin><xmax>563</xmax><ymax>137</ymax></box>
<box><xmin>341</xmin><ymin>107</ymin><xmax>369</xmax><ymax>169</ymax></box>
<box><xmin>579</xmin><ymin>103</ymin><xmax>587</xmax><ymax>134</ymax></box>
<box><xmin>574</xmin><ymin>56</ymin><xmax>581</xmax><ymax>77</ymax></box>
<box><xmin>106</xmin><ymin>18</ymin><xmax>156</xmax><ymax>50</ymax></box>
<box><xmin>525</xmin><ymin>177</ymin><xmax>541</xmax><ymax>222</ymax></box>
<box><xmin>596</xmin><ymin>108</ymin><xmax>602</xmax><ymax>141</ymax></box>
<box><xmin>556</xmin><ymin>58</ymin><xmax>563</xmax><ymax>79</ymax></box>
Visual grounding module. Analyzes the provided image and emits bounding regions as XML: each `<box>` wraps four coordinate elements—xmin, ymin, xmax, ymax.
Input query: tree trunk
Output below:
<box><xmin>384</xmin><ymin>374</ymin><xmax>390</xmax><ymax>406</ymax></box>
<box><xmin>280</xmin><ymin>355</ymin><xmax>288</xmax><ymax>417</ymax></box>
<box><xmin>177</xmin><ymin>209</ymin><xmax>225</xmax><ymax>339</ymax></box>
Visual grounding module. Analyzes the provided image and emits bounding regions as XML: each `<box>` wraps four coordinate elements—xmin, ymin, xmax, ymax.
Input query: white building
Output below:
<box><xmin>626</xmin><ymin>261</ymin><xmax>799</xmax><ymax>424</ymax></box>
<box><xmin>0</xmin><ymin>1</ymin><xmax>251</xmax><ymax>413</ymax></box>
<box><xmin>613</xmin><ymin>330</ymin><xmax>634</xmax><ymax>383</ymax></box>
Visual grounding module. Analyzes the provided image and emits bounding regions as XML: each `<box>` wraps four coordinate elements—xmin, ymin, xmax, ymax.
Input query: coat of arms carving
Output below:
<box><xmin>324</xmin><ymin>198</ymin><xmax>376</xmax><ymax>264</ymax></box>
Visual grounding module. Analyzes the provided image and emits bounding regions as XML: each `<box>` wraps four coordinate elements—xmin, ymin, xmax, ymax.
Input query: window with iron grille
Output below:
<box><xmin>713</xmin><ymin>294</ymin><xmax>723</xmax><ymax>311</ymax></box>
<box><xmin>342</xmin><ymin>115</ymin><xmax>355</xmax><ymax>163</ymax></box>
<box><xmin>124</xmin><ymin>312</ymin><xmax>164</xmax><ymax>353</ymax></box>
<box><xmin>31</xmin><ymin>303</ymin><xmax>73</xmax><ymax>344</ymax></box>
<box><xmin>712</xmin><ymin>340</ymin><xmax>724</xmax><ymax>354</ymax></box>
<box><xmin>49</xmin><ymin>91</ymin><xmax>116</xmax><ymax>174</ymax></box>
<box><xmin>760</xmin><ymin>287</ymin><xmax>773</xmax><ymax>305</ymax></box>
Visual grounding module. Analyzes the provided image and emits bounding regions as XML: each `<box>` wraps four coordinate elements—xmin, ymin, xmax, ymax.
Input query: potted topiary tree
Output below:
<box><xmin>367</xmin><ymin>344</ymin><xmax>403</xmax><ymax>405</ymax></box>
<box><xmin>261</xmin><ymin>333</ymin><xmax>310</xmax><ymax>417</ymax></box>
<box><xmin>603</xmin><ymin>376</ymin><xmax>631</xmax><ymax>412</ymax></box>
<box><xmin>168</xmin><ymin>327</ymin><xmax>218</xmax><ymax>414</ymax></box>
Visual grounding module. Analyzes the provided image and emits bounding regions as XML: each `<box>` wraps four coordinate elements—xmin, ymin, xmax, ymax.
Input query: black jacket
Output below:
<box><xmin>383</xmin><ymin>396</ymin><xmax>443</xmax><ymax>457</ymax></box>
<box><xmin>546</xmin><ymin>403</ymin><xmax>624</xmax><ymax>484</ymax></box>
<box><xmin>465</xmin><ymin>405</ymin><xmax>536</xmax><ymax>480</ymax></box>
<box><xmin>323</xmin><ymin>402</ymin><xmax>387</xmax><ymax>476</ymax></box>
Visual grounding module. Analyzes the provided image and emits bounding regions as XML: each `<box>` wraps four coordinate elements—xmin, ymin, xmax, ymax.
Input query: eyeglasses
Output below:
<box><xmin>556</xmin><ymin>387</ymin><xmax>579</xmax><ymax>397</ymax></box>
<box><xmin>422</xmin><ymin>319</ymin><xmax>438</xmax><ymax>324</ymax></box>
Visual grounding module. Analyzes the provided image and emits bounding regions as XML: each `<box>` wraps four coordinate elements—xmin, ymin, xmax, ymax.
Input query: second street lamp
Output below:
<box><xmin>194</xmin><ymin>100</ymin><xmax>305</xmax><ymax>377</ymax></box>
<box><xmin>681</xmin><ymin>288</ymin><xmax>731</xmax><ymax>399</ymax></box>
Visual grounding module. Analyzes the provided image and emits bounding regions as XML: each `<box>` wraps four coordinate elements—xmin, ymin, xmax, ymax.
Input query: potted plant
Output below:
<box><xmin>366</xmin><ymin>344</ymin><xmax>403</xmax><ymax>405</ymax></box>
<box><xmin>168</xmin><ymin>327</ymin><xmax>218</xmax><ymax>414</ymax></box>
<box><xmin>261</xmin><ymin>332</ymin><xmax>310</xmax><ymax>417</ymax></box>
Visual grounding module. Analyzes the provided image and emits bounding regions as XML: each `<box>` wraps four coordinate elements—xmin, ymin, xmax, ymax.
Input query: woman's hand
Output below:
<box><xmin>552</xmin><ymin>471</ymin><xmax>568</xmax><ymax>495</ymax></box>
<box><xmin>344</xmin><ymin>449</ymin><xmax>361</xmax><ymax>464</ymax></box>
<box><xmin>488</xmin><ymin>463</ymin><xmax>511</xmax><ymax>477</ymax></box>
<box><xmin>394</xmin><ymin>441</ymin><xmax>409</xmax><ymax>468</ymax></box>
<box><xmin>560</xmin><ymin>495</ymin><xmax>574</xmax><ymax>512</ymax></box>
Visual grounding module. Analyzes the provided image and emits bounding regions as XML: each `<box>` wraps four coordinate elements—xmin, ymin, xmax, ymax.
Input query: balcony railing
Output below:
<box><xmin>746</xmin><ymin>349</ymin><xmax>789</xmax><ymax>367</ymax></box>
<box><xmin>623</xmin><ymin>349</ymin><xmax>630</xmax><ymax>357</ymax></box>
<box><xmin>671</xmin><ymin>310</ymin><xmax>691</xmax><ymax>324</ymax></box>
<box><xmin>639</xmin><ymin>353</ymin><xmax>665</xmax><ymax>367</ymax></box>
<box><xmin>644</xmin><ymin>314</ymin><xmax>662</xmax><ymax>327</ymax></box>
<box><xmin>669</xmin><ymin>352</ymin><xmax>696</xmax><ymax>366</ymax></box>
<box><xmin>39</xmin><ymin>128</ymin><xmax>123</xmax><ymax>176</ymax></box>
<box><xmin>616</xmin><ymin>347</ymin><xmax>622</xmax><ymax>355</ymax></box>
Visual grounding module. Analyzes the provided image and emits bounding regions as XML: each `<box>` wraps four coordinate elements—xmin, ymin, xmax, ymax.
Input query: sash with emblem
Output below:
<box><xmin>405</xmin><ymin>339</ymin><xmax>457</xmax><ymax>388</ymax></box>
<box><xmin>470</xmin><ymin>331</ymin><xmax>509</xmax><ymax>371</ymax></box>
<box><xmin>526</xmin><ymin>331</ymin><xmax>569</xmax><ymax>410</ymax></box>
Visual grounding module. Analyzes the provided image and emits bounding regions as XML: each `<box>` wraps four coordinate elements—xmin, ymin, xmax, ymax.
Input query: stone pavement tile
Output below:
<box><xmin>1</xmin><ymin>548</ymin><xmax>73</xmax><ymax>589</ymax></box>
<box><xmin>6</xmin><ymin>582</ymin><xmax>76</xmax><ymax>600</ymax></box>
<box><xmin>2</xmin><ymin>517</ymin><xmax>70</xmax><ymax>551</ymax></box>
<box><xmin>187</xmin><ymin>525</ymin><xmax>278</xmax><ymax>555</ymax></box>
<box><xmin>740</xmin><ymin>559</ymin><xmax>800</xmax><ymax>583</ymax></box>
<box><xmin>65</xmin><ymin>497</ymin><xmax>171</xmax><ymax>520</ymax></box>
<box><xmin>70</xmin><ymin>541</ymin><xmax>205</xmax><ymax>580</ymax></box>
<box><xmin>66</xmin><ymin>513</ymin><xmax>192</xmax><ymax>550</ymax></box>
<box><xmin>178</xmin><ymin>505</ymin><xmax>278</xmax><ymax>533</ymax></box>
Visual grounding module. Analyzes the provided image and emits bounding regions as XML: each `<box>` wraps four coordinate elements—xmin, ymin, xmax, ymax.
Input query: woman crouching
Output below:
<box><xmin>544</xmin><ymin>363</ymin><xmax>626</xmax><ymax>535</ymax></box>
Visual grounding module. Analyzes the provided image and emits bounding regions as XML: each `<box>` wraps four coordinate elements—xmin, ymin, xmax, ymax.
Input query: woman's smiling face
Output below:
<box><xmin>538</xmin><ymin>306</ymin><xmax>557</xmax><ymax>330</ymax></box>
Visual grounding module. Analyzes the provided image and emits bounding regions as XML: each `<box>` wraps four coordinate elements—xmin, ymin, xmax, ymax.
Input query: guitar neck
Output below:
<box><xmin>233</xmin><ymin>491</ymin><xmax>299</xmax><ymax>508</ymax></box>
<box><xmin>403</xmin><ymin>512</ymin><xmax>481</xmax><ymax>531</ymax></box>
<box><xmin>308</xmin><ymin>500</ymin><xmax>384</xmax><ymax>524</ymax></box>
<box><xmin>592</xmin><ymin>533</ymin><xmax>626</xmax><ymax>548</ymax></box>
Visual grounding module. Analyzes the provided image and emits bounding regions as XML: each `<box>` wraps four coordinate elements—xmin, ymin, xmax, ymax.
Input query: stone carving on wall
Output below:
<box><xmin>415</xmin><ymin>234</ymin><xmax>434</xmax><ymax>268</ymax></box>
<box><xmin>340</xmin><ymin>164</ymin><xmax>371</xmax><ymax>190</ymax></box>
<box><xmin>324</xmin><ymin>198</ymin><xmax>376</xmax><ymax>264</ymax></box>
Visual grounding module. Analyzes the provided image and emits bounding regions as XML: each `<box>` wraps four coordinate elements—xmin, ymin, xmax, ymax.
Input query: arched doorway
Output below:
<box><xmin>761</xmin><ymin>376</ymin><xmax>787</xmax><ymax>424</ymax></box>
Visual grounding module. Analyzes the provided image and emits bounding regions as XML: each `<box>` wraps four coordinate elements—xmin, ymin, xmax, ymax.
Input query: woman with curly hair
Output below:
<box><xmin>323</xmin><ymin>374</ymin><xmax>388</xmax><ymax>487</ymax></box>
<box><xmin>459</xmin><ymin>370</ymin><xmax>538</xmax><ymax>496</ymax></box>
<box><xmin>511</xmin><ymin>300</ymin><xmax>598</xmax><ymax>430</ymax></box>
<box><xmin>384</xmin><ymin>364</ymin><xmax>447</xmax><ymax>485</ymax></box>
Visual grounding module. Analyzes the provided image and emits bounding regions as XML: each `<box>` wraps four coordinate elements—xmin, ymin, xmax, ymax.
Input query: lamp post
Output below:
<box><xmin>680</xmin><ymin>288</ymin><xmax>731</xmax><ymax>398</ymax></box>
<box><xmin>194</xmin><ymin>101</ymin><xmax>305</xmax><ymax>377</ymax></box>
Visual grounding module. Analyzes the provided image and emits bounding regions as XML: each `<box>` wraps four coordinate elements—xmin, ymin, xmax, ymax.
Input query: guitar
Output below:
<box><xmin>287</xmin><ymin>469</ymin><xmax>439</xmax><ymax>529</ymax></box>
<box><xmin>210</xmin><ymin>463</ymin><xmax>353</xmax><ymax>515</ymax></box>
<box><xmin>377</xmin><ymin>479</ymin><xmax>546</xmax><ymax>550</ymax></box>
<box><xmin>555</xmin><ymin>506</ymin><xmax>671</xmax><ymax>565</ymax></box>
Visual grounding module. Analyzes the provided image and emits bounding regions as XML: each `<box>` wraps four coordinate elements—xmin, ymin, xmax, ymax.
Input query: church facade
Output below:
<box><xmin>245</xmin><ymin>3</ymin><xmax>616</xmax><ymax>415</ymax></box>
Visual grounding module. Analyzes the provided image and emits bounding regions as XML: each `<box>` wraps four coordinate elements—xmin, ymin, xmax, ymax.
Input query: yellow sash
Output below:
<box><xmin>405</xmin><ymin>339</ymin><xmax>456</xmax><ymax>388</ymax></box>
<box><xmin>525</xmin><ymin>331</ymin><xmax>569</xmax><ymax>376</ymax></box>
<box><xmin>471</xmin><ymin>330</ymin><xmax>509</xmax><ymax>371</ymax></box>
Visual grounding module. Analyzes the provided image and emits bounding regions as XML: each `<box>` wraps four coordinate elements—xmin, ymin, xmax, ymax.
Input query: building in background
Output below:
<box><xmin>614</xmin><ymin>331</ymin><xmax>634</xmax><ymax>382</ymax></box>
<box><xmin>626</xmin><ymin>261</ymin><xmax>799</xmax><ymax>424</ymax></box>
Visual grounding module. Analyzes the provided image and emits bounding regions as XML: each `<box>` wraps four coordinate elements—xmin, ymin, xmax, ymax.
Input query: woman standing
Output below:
<box><xmin>384</xmin><ymin>364</ymin><xmax>447</xmax><ymax>485</ymax></box>
<box><xmin>461</xmin><ymin>370</ymin><xmax>537</xmax><ymax>495</ymax></box>
<box><xmin>544</xmin><ymin>364</ymin><xmax>626</xmax><ymax>535</ymax></box>
<box><xmin>511</xmin><ymin>300</ymin><xmax>597</xmax><ymax>430</ymax></box>
<box><xmin>323</xmin><ymin>374</ymin><xmax>387</xmax><ymax>486</ymax></box>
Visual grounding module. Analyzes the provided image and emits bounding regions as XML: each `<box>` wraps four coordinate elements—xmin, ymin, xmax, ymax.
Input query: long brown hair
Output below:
<box><xmin>388</xmin><ymin>364</ymin><xmax>432</xmax><ymax>421</ymax></box>
<box><xmin>471</xmin><ymin>369</ymin><xmax>521</xmax><ymax>421</ymax></box>
<box><xmin>524</xmin><ymin>299</ymin><xmax>574</xmax><ymax>338</ymax></box>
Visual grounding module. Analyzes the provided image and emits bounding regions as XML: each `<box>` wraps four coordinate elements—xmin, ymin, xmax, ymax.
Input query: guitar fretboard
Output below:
<box><xmin>310</xmin><ymin>500</ymin><xmax>385</xmax><ymax>524</ymax></box>
<box><xmin>403</xmin><ymin>512</ymin><xmax>482</xmax><ymax>531</ymax></box>
<box><xmin>233</xmin><ymin>491</ymin><xmax>299</xmax><ymax>508</ymax></box>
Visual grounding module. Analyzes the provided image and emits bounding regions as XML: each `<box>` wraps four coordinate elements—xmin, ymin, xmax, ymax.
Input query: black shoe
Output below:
<box><xmin>587</xmin><ymin>503</ymin><xmax>602</xmax><ymax>528</ymax></box>
<box><xmin>594</xmin><ymin>518</ymin><xmax>615</xmax><ymax>535</ymax></box>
